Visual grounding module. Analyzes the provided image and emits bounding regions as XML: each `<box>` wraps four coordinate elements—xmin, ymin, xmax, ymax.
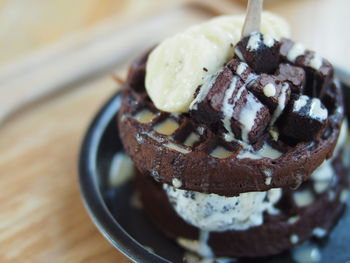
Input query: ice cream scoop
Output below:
<box><xmin>163</xmin><ymin>184</ymin><xmax>282</xmax><ymax>232</ymax></box>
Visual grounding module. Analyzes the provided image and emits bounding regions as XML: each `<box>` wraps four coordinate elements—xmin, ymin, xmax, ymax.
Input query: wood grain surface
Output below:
<box><xmin>1</xmin><ymin>0</ymin><xmax>350</xmax><ymax>262</ymax></box>
<box><xmin>0</xmin><ymin>77</ymin><xmax>127</xmax><ymax>263</ymax></box>
<box><xmin>0</xmin><ymin>0</ymin><xmax>180</xmax><ymax>66</ymax></box>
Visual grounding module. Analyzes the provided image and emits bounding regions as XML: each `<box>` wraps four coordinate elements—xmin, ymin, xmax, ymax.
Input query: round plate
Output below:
<box><xmin>79</xmin><ymin>86</ymin><xmax>350</xmax><ymax>262</ymax></box>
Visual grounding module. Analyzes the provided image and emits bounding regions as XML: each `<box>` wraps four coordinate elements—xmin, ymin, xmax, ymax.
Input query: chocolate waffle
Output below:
<box><xmin>118</xmin><ymin>40</ymin><xmax>344</xmax><ymax>196</ymax></box>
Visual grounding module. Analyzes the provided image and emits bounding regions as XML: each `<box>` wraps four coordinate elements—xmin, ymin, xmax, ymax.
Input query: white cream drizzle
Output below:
<box><xmin>237</xmin><ymin>143</ymin><xmax>282</xmax><ymax>160</ymax></box>
<box><xmin>290</xmin><ymin>234</ymin><xmax>299</xmax><ymax>244</ymax></box>
<box><xmin>293</xmin><ymin>96</ymin><xmax>328</xmax><ymax>120</ymax></box>
<box><xmin>288</xmin><ymin>216</ymin><xmax>300</xmax><ymax>224</ymax></box>
<box><xmin>310</xmin><ymin>53</ymin><xmax>323</xmax><ymax>70</ymax></box>
<box><xmin>287</xmin><ymin>42</ymin><xmax>306</xmax><ymax>62</ymax></box>
<box><xmin>108</xmin><ymin>153</ymin><xmax>134</xmax><ymax>188</ymax></box>
<box><xmin>293</xmin><ymin>190</ymin><xmax>315</xmax><ymax>207</ymax></box>
<box><xmin>265</xmin><ymin>177</ymin><xmax>272</xmax><ymax>185</ymax></box>
<box><xmin>340</xmin><ymin>190</ymin><xmax>349</xmax><ymax>203</ymax></box>
<box><xmin>197</xmin><ymin>126</ymin><xmax>205</xmax><ymax>135</ymax></box>
<box><xmin>222</xmin><ymin>77</ymin><xmax>240</xmax><ymax>142</ymax></box>
<box><xmin>239</xmin><ymin>93</ymin><xmax>263</xmax><ymax>142</ymax></box>
<box><xmin>210</xmin><ymin>146</ymin><xmax>233</xmax><ymax>159</ymax></box>
<box><xmin>177</xmin><ymin>231</ymin><xmax>214</xmax><ymax>260</ymax></box>
<box><xmin>312</xmin><ymin>227</ymin><xmax>327</xmax><ymax>238</ymax></box>
<box><xmin>263</xmin><ymin>34</ymin><xmax>275</xmax><ymax>47</ymax></box>
<box><xmin>247</xmin><ymin>32</ymin><xmax>261</xmax><ymax>51</ymax></box>
<box><xmin>270</xmin><ymin>83</ymin><xmax>289</xmax><ymax>124</ymax></box>
<box><xmin>198</xmin><ymin>231</ymin><xmax>213</xmax><ymax>258</ymax></box>
<box><xmin>234</xmin><ymin>47</ymin><xmax>245</xmax><ymax>61</ymax></box>
<box><xmin>190</xmin><ymin>70</ymin><xmax>222</xmax><ymax>110</ymax></box>
<box><xmin>311</xmin><ymin>159</ymin><xmax>334</xmax><ymax>181</ymax></box>
<box><xmin>309</xmin><ymin>98</ymin><xmax>328</xmax><ymax>120</ymax></box>
<box><xmin>269</xmin><ymin>126</ymin><xmax>279</xmax><ymax>141</ymax></box>
<box><xmin>263</xmin><ymin>169</ymin><xmax>273</xmax><ymax>177</ymax></box>
<box><xmin>246</xmin><ymin>73</ymin><xmax>258</xmax><ymax>84</ymax></box>
<box><xmin>236</xmin><ymin>62</ymin><xmax>248</xmax><ymax>75</ymax></box>
<box><xmin>313</xmin><ymin>181</ymin><xmax>330</xmax><ymax>194</ymax></box>
<box><xmin>164</xmin><ymin>142</ymin><xmax>191</xmax><ymax>154</ymax></box>
<box><xmin>143</xmin><ymin>131</ymin><xmax>165</xmax><ymax>143</ymax></box>
<box><xmin>292</xmin><ymin>242</ymin><xmax>321</xmax><ymax>263</ymax></box>
<box><xmin>263</xmin><ymin>168</ymin><xmax>274</xmax><ymax>185</ymax></box>
<box><xmin>293</xmin><ymin>95</ymin><xmax>309</xmax><ymax>112</ymax></box>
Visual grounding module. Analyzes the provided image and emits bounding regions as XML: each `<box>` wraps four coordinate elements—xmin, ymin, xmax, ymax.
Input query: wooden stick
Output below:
<box><xmin>241</xmin><ymin>0</ymin><xmax>264</xmax><ymax>37</ymax></box>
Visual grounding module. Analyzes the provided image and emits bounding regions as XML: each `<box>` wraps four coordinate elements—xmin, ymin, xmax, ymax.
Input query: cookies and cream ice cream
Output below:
<box><xmin>163</xmin><ymin>185</ymin><xmax>281</xmax><ymax>232</ymax></box>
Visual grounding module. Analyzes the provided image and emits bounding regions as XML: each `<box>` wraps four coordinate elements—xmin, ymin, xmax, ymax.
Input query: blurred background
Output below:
<box><xmin>0</xmin><ymin>0</ymin><xmax>166</xmax><ymax>66</ymax></box>
<box><xmin>0</xmin><ymin>0</ymin><xmax>349</xmax><ymax>262</ymax></box>
<box><xmin>1</xmin><ymin>0</ymin><xmax>350</xmax><ymax>68</ymax></box>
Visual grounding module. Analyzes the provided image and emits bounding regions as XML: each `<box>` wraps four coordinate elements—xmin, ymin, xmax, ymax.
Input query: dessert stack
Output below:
<box><xmin>118</xmin><ymin>7</ymin><xmax>348</xmax><ymax>259</ymax></box>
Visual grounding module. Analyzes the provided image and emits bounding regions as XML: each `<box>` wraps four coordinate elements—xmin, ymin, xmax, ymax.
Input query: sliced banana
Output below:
<box><xmin>146</xmin><ymin>12</ymin><xmax>290</xmax><ymax>113</ymax></box>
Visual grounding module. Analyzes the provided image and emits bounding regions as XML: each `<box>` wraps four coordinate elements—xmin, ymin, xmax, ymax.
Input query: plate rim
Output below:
<box><xmin>78</xmin><ymin>92</ymin><xmax>170</xmax><ymax>263</ymax></box>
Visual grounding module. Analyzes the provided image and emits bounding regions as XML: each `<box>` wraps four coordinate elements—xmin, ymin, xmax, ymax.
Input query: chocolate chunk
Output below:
<box><xmin>190</xmin><ymin>67</ymin><xmax>234</xmax><ymax>129</ymax></box>
<box><xmin>226</xmin><ymin>58</ymin><xmax>257</xmax><ymax>84</ymax></box>
<box><xmin>276</xmin><ymin>63</ymin><xmax>306</xmax><ymax>94</ymax></box>
<box><xmin>295</xmin><ymin>51</ymin><xmax>333</xmax><ymax>97</ymax></box>
<box><xmin>279</xmin><ymin>39</ymin><xmax>333</xmax><ymax>97</ymax></box>
<box><xmin>228</xmin><ymin>88</ymin><xmax>271</xmax><ymax>143</ymax></box>
<box><xmin>248</xmin><ymin>74</ymin><xmax>291</xmax><ymax>114</ymax></box>
<box><xmin>190</xmin><ymin>67</ymin><xmax>271</xmax><ymax>144</ymax></box>
<box><xmin>279</xmin><ymin>95</ymin><xmax>328</xmax><ymax>142</ymax></box>
<box><xmin>235</xmin><ymin>32</ymin><xmax>281</xmax><ymax>74</ymax></box>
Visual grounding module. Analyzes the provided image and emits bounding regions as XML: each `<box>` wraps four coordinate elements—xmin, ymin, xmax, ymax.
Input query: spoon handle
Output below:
<box><xmin>242</xmin><ymin>0</ymin><xmax>263</xmax><ymax>37</ymax></box>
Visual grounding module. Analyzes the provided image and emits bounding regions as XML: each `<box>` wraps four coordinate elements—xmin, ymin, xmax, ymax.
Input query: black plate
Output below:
<box><xmin>79</xmin><ymin>82</ymin><xmax>350</xmax><ymax>263</ymax></box>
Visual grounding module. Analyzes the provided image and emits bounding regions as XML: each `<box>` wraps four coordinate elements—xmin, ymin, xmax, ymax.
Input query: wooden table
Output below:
<box><xmin>1</xmin><ymin>1</ymin><xmax>349</xmax><ymax>262</ymax></box>
<box><xmin>0</xmin><ymin>77</ymin><xmax>128</xmax><ymax>263</ymax></box>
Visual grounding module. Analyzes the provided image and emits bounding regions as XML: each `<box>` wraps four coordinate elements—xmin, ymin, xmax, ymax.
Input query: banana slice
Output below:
<box><xmin>146</xmin><ymin>12</ymin><xmax>290</xmax><ymax>113</ymax></box>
